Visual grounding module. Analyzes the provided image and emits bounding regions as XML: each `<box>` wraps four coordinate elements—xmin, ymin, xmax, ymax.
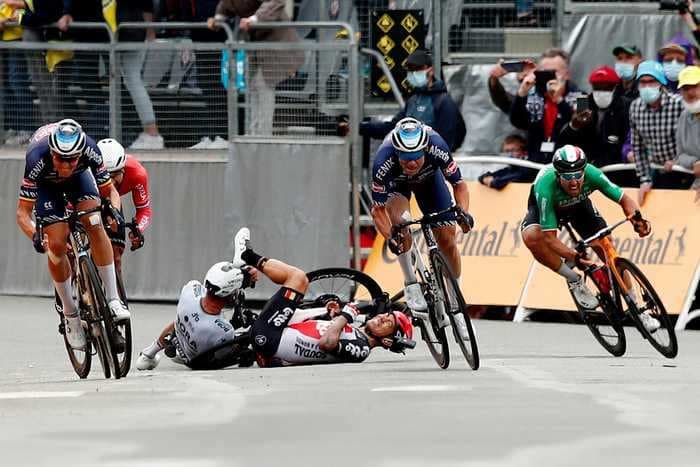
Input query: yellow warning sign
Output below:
<box><xmin>377</xmin><ymin>75</ymin><xmax>392</xmax><ymax>93</ymax></box>
<box><xmin>377</xmin><ymin>35</ymin><xmax>395</xmax><ymax>55</ymax></box>
<box><xmin>401</xmin><ymin>14</ymin><xmax>418</xmax><ymax>33</ymax></box>
<box><xmin>377</xmin><ymin>13</ymin><xmax>395</xmax><ymax>33</ymax></box>
<box><xmin>401</xmin><ymin>35</ymin><xmax>419</xmax><ymax>54</ymax></box>
<box><xmin>400</xmin><ymin>77</ymin><xmax>410</xmax><ymax>90</ymax></box>
<box><xmin>384</xmin><ymin>55</ymin><xmax>396</xmax><ymax>70</ymax></box>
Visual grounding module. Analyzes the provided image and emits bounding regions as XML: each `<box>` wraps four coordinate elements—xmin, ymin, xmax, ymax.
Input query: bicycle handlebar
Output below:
<box><xmin>575</xmin><ymin>210</ymin><xmax>646</xmax><ymax>252</ymax></box>
<box><xmin>392</xmin><ymin>205</ymin><xmax>467</xmax><ymax>231</ymax></box>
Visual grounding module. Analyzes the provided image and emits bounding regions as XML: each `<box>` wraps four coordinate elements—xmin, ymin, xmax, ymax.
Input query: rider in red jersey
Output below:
<box><xmin>96</xmin><ymin>139</ymin><xmax>152</xmax><ymax>275</ymax></box>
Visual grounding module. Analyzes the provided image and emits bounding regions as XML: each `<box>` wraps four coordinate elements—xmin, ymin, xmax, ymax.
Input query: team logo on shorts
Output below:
<box><xmin>255</xmin><ymin>335</ymin><xmax>267</xmax><ymax>346</ymax></box>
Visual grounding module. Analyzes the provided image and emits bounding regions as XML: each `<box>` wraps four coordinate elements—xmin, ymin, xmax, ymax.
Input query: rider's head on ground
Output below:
<box><xmin>203</xmin><ymin>261</ymin><xmax>245</xmax><ymax>311</ymax></box>
<box><xmin>392</xmin><ymin>118</ymin><xmax>430</xmax><ymax>176</ymax></box>
<box><xmin>362</xmin><ymin>310</ymin><xmax>413</xmax><ymax>351</ymax></box>
<box><xmin>553</xmin><ymin>145</ymin><xmax>587</xmax><ymax>197</ymax></box>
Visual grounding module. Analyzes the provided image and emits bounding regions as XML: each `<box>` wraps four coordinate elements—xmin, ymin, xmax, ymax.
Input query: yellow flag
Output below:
<box><xmin>102</xmin><ymin>0</ymin><xmax>117</xmax><ymax>33</ymax></box>
<box><xmin>46</xmin><ymin>46</ymin><xmax>75</xmax><ymax>73</ymax></box>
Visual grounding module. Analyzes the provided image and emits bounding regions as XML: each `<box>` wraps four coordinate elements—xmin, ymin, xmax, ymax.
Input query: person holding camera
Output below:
<box><xmin>487</xmin><ymin>58</ymin><xmax>536</xmax><ymax>121</ymax></box>
<box><xmin>509</xmin><ymin>48</ymin><xmax>579</xmax><ymax>164</ymax></box>
<box><xmin>558</xmin><ymin>66</ymin><xmax>632</xmax><ymax>168</ymax></box>
<box><xmin>613</xmin><ymin>44</ymin><xmax>643</xmax><ymax>101</ymax></box>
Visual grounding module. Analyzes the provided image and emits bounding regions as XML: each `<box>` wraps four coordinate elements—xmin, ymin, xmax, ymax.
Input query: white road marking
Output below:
<box><xmin>0</xmin><ymin>391</ymin><xmax>84</xmax><ymax>400</ymax></box>
<box><xmin>371</xmin><ymin>385</ymin><xmax>466</xmax><ymax>392</ymax></box>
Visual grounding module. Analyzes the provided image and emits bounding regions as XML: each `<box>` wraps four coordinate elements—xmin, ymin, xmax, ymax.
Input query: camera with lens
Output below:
<box><xmin>659</xmin><ymin>0</ymin><xmax>690</xmax><ymax>13</ymax></box>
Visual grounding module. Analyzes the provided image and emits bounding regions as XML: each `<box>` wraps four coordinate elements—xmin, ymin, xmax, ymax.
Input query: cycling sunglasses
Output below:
<box><xmin>559</xmin><ymin>170</ymin><xmax>584</xmax><ymax>181</ymax></box>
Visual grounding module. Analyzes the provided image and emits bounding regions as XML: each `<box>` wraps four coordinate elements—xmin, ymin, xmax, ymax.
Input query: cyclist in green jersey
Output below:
<box><xmin>520</xmin><ymin>145</ymin><xmax>657</xmax><ymax>329</ymax></box>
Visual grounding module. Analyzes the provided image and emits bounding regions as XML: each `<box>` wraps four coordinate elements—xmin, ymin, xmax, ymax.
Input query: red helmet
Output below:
<box><xmin>393</xmin><ymin>311</ymin><xmax>413</xmax><ymax>340</ymax></box>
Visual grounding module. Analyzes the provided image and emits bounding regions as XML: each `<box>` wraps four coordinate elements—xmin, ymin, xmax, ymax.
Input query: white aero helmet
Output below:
<box><xmin>97</xmin><ymin>138</ymin><xmax>126</xmax><ymax>172</ymax></box>
<box><xmin>391</xmin><ymin>117</ymin><xmax>430</xmax><ymax>156</ymax></box>
<box><xmin>204</xmin><ymin>262</ymin><xmax>244</xmax><ymax>297</ymax></box>
<box><xmin>48</xmin><ymin>119</ymin><xmax>86</xmax><ymax>159</ymax></box>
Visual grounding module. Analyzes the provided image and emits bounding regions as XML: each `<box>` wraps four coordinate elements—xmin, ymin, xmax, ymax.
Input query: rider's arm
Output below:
<box><xmin>453</xmin><ymin>181</ymin><xmax>470</xmax><ymax>213</ymax></box>
<box><xmin>100</xmin><ymin>180</ymin><xmax>121</xmax><ymax>210</ymax></box>
<box><xmin>16</xmin><ymin>199</ymin><xmax>36</xmax><ymax>240</ymax></box>
<box><xmin>619</xmin><ymin>193</ymin><xmax>639</xmax><ymax>218</ymax></box>
<box><xmin>318</xmin><ymin>316</ymin><xmax>349</xmax><ymax>352</ymax></box>
<box><xmin>371</xmin><ymin>205</ymin><xmax>393</xmax><ymax>239</ymax></box>
<box><xmin>130</xmin><ymin>164</ymin><xmax>152</xmax><ymax>232</ymax></box>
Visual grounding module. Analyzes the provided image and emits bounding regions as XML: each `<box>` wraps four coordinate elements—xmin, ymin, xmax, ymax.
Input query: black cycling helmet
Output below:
<box><xmin>552</xmin><ymin>145</ymin><xmax>587</xmax><ymax>173</ymax></box>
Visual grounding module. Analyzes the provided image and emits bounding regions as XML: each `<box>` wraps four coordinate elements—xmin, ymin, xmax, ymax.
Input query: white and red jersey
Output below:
<box><xmin>117</xmin><ymin>156</ymin><xmax>152</xmax><ymax>233</ymax></box>
<box><xmin>259</xmin><ymin>318</ymin><xmax>371</xmax><ymax>367</ymax></box>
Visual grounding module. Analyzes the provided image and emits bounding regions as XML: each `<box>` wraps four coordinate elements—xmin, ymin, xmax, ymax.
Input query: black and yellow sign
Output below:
<box><xmin>370</xmin><ymin>9</ymin><xmax>425</xmax><ymax>99</ymax></box>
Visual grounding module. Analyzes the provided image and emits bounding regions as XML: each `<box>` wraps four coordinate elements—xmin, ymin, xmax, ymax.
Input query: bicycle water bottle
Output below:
<box><xmin>235</xmin><ymin>49</ymin><xmax>246</xmax><ymax>92</ymax></box>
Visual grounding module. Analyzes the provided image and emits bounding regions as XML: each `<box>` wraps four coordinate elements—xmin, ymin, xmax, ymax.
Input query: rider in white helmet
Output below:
<box><xmin>97</xmin><ymin>138</ymin><xmax>152</xmax><ymax>278</ymax></box>
<box><xmin>136</xmin><ymin>260</ymin><xmax>259</xmax><ymax>370</ymax></box>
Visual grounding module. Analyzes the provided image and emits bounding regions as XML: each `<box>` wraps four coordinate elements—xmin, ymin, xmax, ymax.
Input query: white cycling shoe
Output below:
<box><xmin>64</xmin><ymin>314</ymin><xmax>87</xmax><ymax>350</ymax></box>
<box><xmin>232</xmin><ymin>227</ymin><xmax>251</xmax><ymax>267</ymax></box>
<box><xmin>405</xmin><ymin>282</ymin><xmax>428</xmax><ymax>312</ymax></box>
<box><xmin>568</xmin><ymin>278</ymin><xmax>599</xmax><ymax>309</ymax></box>
<box><xmin>452</xmin><ymin>312</ymin><xmax>470</xmax><ymax>339</ymax></box>
<box><xmin>136</xmin><ymin>352</ymin><xmax>161</xmax><ymax>371</ymax></box>
<box><xmin>638</xmin><ymin>312</ymin><xmax>661</xmax><ymax>334</ymax></box>
<box><xmin>108</xmin><ymin>299</ymin><xmax>131</xmax><ymax>321</ymax></box>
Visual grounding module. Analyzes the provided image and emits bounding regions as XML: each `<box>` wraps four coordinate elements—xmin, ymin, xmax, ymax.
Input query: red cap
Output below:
<box><xmin>588</xmin><ymin>66</ymin><xmax>621</xmax><ymax>86</ymax></box>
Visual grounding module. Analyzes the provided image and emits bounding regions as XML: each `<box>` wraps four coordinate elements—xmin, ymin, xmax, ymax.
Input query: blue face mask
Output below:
<box><xmin>662</xmin><ymin>60</ymin><xmax>685</xmax><ymax>82</ymax></box>
<box><xmin>614</xmin><ymin>62</ymin><xmax>635</xmax><ymax>81</ymax></box>
<box><xmin>407</xmin><ymin>70</ymin><xmax>428</xmax><ymax>88</ymax></box>
<box><xmin>639</xmin><ymin>85</ymin><xmax>661</xmax><ymax>104</ymax></box>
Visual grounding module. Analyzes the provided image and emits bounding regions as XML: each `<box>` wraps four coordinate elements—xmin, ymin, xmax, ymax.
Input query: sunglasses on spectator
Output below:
<box><xmin>559</xmin><ymin>171</ymin><xmax>584</xmax><ymax>181</ymax></box>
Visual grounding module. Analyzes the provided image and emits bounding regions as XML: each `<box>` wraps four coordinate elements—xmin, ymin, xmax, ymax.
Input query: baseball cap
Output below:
<box><xmin>589</xmin><ymin>66</ymin><xmax>620</xmax><ymax>86</ymax></box>
<box><xmin>658</xmin><ymin>43</ymin><xmax>688</xmax><ymax>58</ymax></box>
<box><xmin>636</xmin><ymin>60</ymin><xmax>668</xmax><ymax>85</ymax></box>
<box><xmin>678</xmin><ymin>65</ymin><xmax>700</xmax><ymax>88</ymax></box>
<box><xmin>405</xmin><ymin>49</ymin><xmax>432</xmax><ymax>68</ymax></box>
<box><xmin>612</xmin><ymin>44</ymin><xmax>641</xmax><ymax>56</ymax></box>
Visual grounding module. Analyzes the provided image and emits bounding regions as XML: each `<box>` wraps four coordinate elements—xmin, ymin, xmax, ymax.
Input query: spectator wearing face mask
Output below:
<box><xmin>478</xmin><ymin>134</ymin><xmax>535</xmax><ymax>189</ymax></box>
<box><xmin>510</xmin><ymin>48</ymin><xmax>579</xmax><ymax>164</ymax></box>
<box><xmin>674</xmin><ymin>65</ymin><xmax>700</xmax><ymax>200</ymax></box>
<box><xmin>657</xmin><ymin>38</ymin><xmax>693</xmax><ymax>94</ymax></box>
<box><xmin>558</xmin><ymin>66</ymin><xmax>631</xmax><ymax>168</ymax></box>
<box><xmin>360</xmin><ymin>49</ymin><xmax>466</xmax><ymax>151</ymax></box>
<box><xmin>612</xmin><ymin>44</ymin><xmax>642</xmax><ymax>100</ymax></box>
<box><xmin>629</xmin><ymin>60</ymin><xmax>685</xmax><ymax>205</ymax></box>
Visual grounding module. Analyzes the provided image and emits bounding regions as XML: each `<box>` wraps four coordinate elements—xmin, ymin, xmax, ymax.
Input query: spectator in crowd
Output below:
<box><xmin>612</xmin><ymin>44</ymin><xmax>642</xmax><ymax>100</ymax></box>
<box><xmin>629</xmin><ymin>60</ymin><xmax>686</xmax><ymax>205</ymax></box>
<box><xmin>478</xmin><ymin>134</ymin><xmax>536</xmax><ymax>189</ymax></box>
<box><xmin>116</xmin><ymin>0</ymin><xmax>164</xmax><ymax>150</ymax></box>
<box><xmin>208</xmin><ymin>0</ymin><xmax>304</xmax><ymax>136</ymax></box>
<box><xmin>487</xmin><ymin>58</ymin><xmax>535</xmax><ymax>122</ymax></box>
<box><xmin>14</xmin><ymin>0</ymin><xmax>67</xmax><ymax>124</ymax></box>
<box><xmin>511</xmin><ymin>0</ymin><xmax>536</xmax><ymax>27</ymax></box>
<box><xmin>359</xmin><ymin>49</ymin><xmax>466</xmax><ymax>151</ymax></box>
<box><xmin>510</xmin><ymin>48</ymin><xmax>579</xmax><ymax>164</ymax></box>
<box><xmin>0</xmin><ymin>0</ymin><xmax>33</xmax><ymax>145</ymax></box>
<box><xmin>674</xmin><ymin>65</ymin><xmax>700</xmax><ymax>199</ymax></box>
<box><xmin>657</xmin><ymin>38</ymin><xmax>693</xmax><ymax>94</ymax></box>
<box><xmin>680</xmin><ymin>0</ymin><xmax>700</xmax><ymax>51</ymax></box>
<box><xmin>558</xmin><ymin>66</ymin><xmax>631</xmax><ymax>168</ymax></box>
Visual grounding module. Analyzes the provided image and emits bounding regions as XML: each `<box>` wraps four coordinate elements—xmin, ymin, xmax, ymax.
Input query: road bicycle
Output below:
<box><xmin>49</xmin><ymin>206</ymin><xmax>132</xmax><ymax>379</ymax></box>
<box><xmin>389</xmin><ymin>206</ymin><xmax>479</xmax><ymax>370</ymax></box>
<box><xmin>563</xmin><ymin>212</ymin><xmax>678</xmax><ymax>359</ymax></box>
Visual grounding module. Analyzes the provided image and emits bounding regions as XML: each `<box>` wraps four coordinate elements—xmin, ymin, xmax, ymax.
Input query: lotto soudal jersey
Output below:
<box><xmin>371</xmin><ymin>129</ymin><xmax>462</xmax><ymax>206</ymax></box>
<box><xmin>174</xmin><ymin>281</ymin><xmax>235</xmax><ymax>364</ymax></box>
<box><xmin>264</xmin><ymin>319</ymin><xmax>371</xmax><ymax>367</ymax></box>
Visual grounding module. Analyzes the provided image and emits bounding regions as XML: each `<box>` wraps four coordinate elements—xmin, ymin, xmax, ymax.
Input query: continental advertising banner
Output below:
<box><xmin>521</xmin><ymin>188</ymin><xmax>700</xmax><ymax>315</ymax></box>
<box><xmin>363</xmin><ymin>182</ymin><xmax>533</xmax><ymax>305</ymax></box>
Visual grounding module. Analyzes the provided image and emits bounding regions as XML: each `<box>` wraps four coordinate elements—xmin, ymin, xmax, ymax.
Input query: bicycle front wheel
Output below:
<box><xmin>616</xmin><ymin>258</ymin><xmax>678</xmax><ymax>358</ymax></box>
<box><xmin>79</xmin><ymin>256</ymin><xmax>121</xmax><ymax>378</ymax></box>
<box><xmin>115</xmin><ymin>272</ymin><xmax>133</xmax><ymax>378</ymax></box>
<box><xmin>55</xmin><ymin>291</ymin><xmax>92</xmax><ymax>379</ymax></box>
<box><xmin>431</xmin><ymin>252</ymin><xmax>479</xmax><ymax>370</ymax></box>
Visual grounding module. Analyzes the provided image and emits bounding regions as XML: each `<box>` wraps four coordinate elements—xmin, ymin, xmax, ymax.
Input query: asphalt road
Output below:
<box><xmin>1</xmin><ymin>295</ymin><xmax>699</xmax><ymax>467</ymax></box>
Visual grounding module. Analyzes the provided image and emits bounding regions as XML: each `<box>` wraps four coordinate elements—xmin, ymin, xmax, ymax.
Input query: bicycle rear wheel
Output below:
<box><xmin>304</xmin><ymin>268</ymin><xmax>384</xmax><ymax>307</ymax></box>
<box><xmin>616</xmin><ymin>258</ymin><xmax>678</xmax><ymax>358</ymax></box>
<box><xmin>431</xmin><ymin>252</ymin><xmax>479</xmax><ymax>370</ymax></box>
<box><xmin>573</xmin><ymin>272</ymin><xmax>627</xmax><ymax>357</ymax></box>
<box><xmin>115</xmin><ymin>272</ymin><xmax>133</xmax><ymax>378</ymax></box>
<box><xmin>79</xmin><ymin>256</ymin><xmax>121</xmax><ymax>378</ymax></box>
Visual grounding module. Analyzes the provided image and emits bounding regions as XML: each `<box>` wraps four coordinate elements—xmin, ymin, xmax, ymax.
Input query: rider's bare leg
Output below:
<box><xmin>433</xmin><ymin>224</ymin><xmax>460</xmax><ymax>277</ymax></box>
<box><xmin>385</xmin><ymin>194</ymin><xmax>417</xmax><ymax>284</ymax></box>
<box><xmin>239</xmin><ymin>245</ymin><xmax>309</xmax><ymax>294</ymax></box>
<box><xmin>76</xmin><ymin>200</ymin><xmax>121</xmax><ymax>303</ymax></box>
<box><xmin>45</xmin><ymin>221</ymin><xmax>78</xmax><ymax>316</ymax></box>
<box><xmin>522</xmin><ymin>225</ymin><xmax>579</xmax><ymax>281</ymax></box>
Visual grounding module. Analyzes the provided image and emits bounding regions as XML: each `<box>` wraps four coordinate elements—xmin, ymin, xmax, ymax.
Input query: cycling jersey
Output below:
<box><xmin>116</xmin><ymin>156</ymin><xmax>152</xmax><ymax>233</ymax></box>
<box><xmin>252</xmin><ymin>287</ymin><xmax>372</xmax><ymax>367</ymax></box>
<box><xmin>530</xmin><ymin>164</ymin><xmax>624</xmax><ymax>231</ymax></box>
<box><xmin>174</xmin><ymin>280</ymin><xmax>235</xmax><ymax>364</ymax></box>
<box><xmin>29</xmin><ymin>122</ymin><xmax>58</xmax><ymax>145</ymax></box>
<box><xmin>370</xmin><ymin>129</ymin><xmax>462</xmax><ymax>207</ymax></box>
